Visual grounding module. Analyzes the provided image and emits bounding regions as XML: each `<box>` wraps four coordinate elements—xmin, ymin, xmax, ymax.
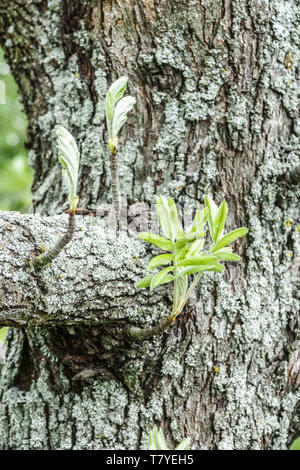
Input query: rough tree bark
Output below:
<box><xmin>0</xmin><ymin>0</ymin><xmax>299</xmax><ymax>450</ymax></box>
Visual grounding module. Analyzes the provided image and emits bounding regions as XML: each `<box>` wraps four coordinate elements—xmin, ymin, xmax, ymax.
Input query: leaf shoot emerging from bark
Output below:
<box><xmin>56</xmin><ymin>126</ymin><xmax>80</xmax><ymax>212</ymax></box>
<box><xmin>137</xmin><ymin>195</ymin><xmax>248</xmax><ymax>321</ymax></box>
<box><xmin>149</xmin><ymin>426</ymin><xmax>191</xmax><ymax>450</ymax></box>
<box><xmin>106</xmin><ymin>76</ymin><xmax>136</xmax><ymax>152</ymax></box>
<box><xmin>105</xmin><ymin>77</ymin><xmax>136</xmax><ymax>227</ymax></box>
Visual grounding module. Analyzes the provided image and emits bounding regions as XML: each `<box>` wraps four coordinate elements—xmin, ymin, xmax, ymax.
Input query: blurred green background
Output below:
<box><xmin>0</xmin><ymin>49</ymin><xmax>32</xmax><ymax>212</ymax></box>
<box><xmin>0</xmin><ymin>47</ymin><xmax>32</xmax><ymax>379</ymax></box>
<box><xmin>0</xmin><ymin>48</ymin><xmax>299</xmax><ymax>451</ymax></box>
<box><xmin>0</xmin><ymin>327</ymin><xmax>7</xmax><ymax>341</ymax></box>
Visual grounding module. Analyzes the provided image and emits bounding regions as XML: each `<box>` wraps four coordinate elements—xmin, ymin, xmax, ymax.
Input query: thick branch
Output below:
<box><xmin>0</xmin><ymin>211</ymin><xmax>170</xmax><ymax>328</ymax></box>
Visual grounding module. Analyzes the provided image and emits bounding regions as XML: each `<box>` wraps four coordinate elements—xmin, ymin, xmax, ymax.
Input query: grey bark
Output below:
<box><xmin>31</xmin><ymin>210</ymin><xmax>76</xmax><ymax>270</ymax></box>
<box><xmin>0</xmin><ymin>0</ymin><xmax>299</xmax><ymax>450</ymax></box>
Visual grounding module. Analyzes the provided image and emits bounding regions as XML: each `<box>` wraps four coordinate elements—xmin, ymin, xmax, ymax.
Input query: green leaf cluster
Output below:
<box><xmin>149</xmin><ymin>426</ymin><xmax>190</xmax><ymax>450</ymax></box>
<box><xmin>55</xmin><ymin>126</ymin><xmax>80</xmax><ymax>212</ymax></box>
<box><xmin>137</xmin><ymin>195</ymin><xmax>248</xmax><ymax>319</ymax></box>
<box><xmin>105</xmin><ymin>76</ymin><xmax>136</xmax><ymax>152</ymax></box>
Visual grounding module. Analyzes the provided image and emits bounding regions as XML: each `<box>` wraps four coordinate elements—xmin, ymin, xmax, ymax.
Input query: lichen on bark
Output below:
<box><xmin>0</xmin><ymin>0</ymin><xmax>299</xmax><ymax>450</ymax></box>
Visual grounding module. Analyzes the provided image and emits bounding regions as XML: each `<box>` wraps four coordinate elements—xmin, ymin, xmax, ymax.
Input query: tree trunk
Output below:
<box><xmin>0</xmin><ymin>0</ymin><xmax>299</xmax><ymax>450</ymax></box>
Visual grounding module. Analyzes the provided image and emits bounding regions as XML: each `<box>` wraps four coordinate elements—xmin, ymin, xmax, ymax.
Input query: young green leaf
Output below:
<box><xmin>106</xmin><ymin>76</ymin><xmax>136</xmax><ymax>151</ymax></box>
<box><xmin>211</xmin><ymin>227</ymin><xmax>248</xmax><ymax>252</ymax></box>
<box><xmin>188</xmin><ymin>208</ymin><xmax>207</xmax><ymax>234</ymax></box>
<box><xmin>135</xmin><ymin>275</ymin><xmax>154</xmax><ymax>288</ymax></box>
<box><xmin>214</xmin><ymin>249</ymin><xmax>241</xmax><ymax>261</ymax></box>
<box><xmin>185</xmin><ymin>238</ymin><xmax>205</xmax><ymax>259</ymax></box>
<box><xmin>176</xmin><ymin>244</ymin><xmax>188</xmax><ymax>261</ymax></box>
<box><xmin>111</xmin><ymin>96</ymin><xmax>136</xmax><ymax>143</ymax></box>
<box><xmin>158</xmin><ymin>274</ymin><xmax>174</xmax><ymax>285</ymax></box>
<box><xmin>136</xmin><ymin>273</ymin><xmax>173</xmax><ymax>289</ymax></box>
<box><xmin>149</xmin><ymin>426</ymin><xmax>190</xmax><ymax>451</ymax></box>
<box><xmin>148</xmin><ymin>254</ymin><xmax>174</xmax><ymax>270</ymax></box>
<box><xmin>204</xmin><ymin>195</ymin><xmax>219</xmax><ymax>239</ymax></box>
<box><xmin>150</xmin><ymin>266</ymin><xmax>174</xmax><ymax>291</ymax></box>
<box><xmin>175</xmin><ymin>231</ymin><xmax>205</xmax><ymax>250</ymax></box>
<box><xmin>177</xmin><ymin>228</ymin><xmax>185</xmax><ymax>239</ymax></box>
<box><xmin>56</xmin><ymin>126</ymin><xmax>80</xmax><ymax>212</ymax></box>
<box><xmin>179</xmin><ymin>263</ymin><xmax>225</xmax><ymax>277</ymax></box>
<box><xmin>168</xmin><ymin>197</ymin><xmax>179</xmax><ymax>240</ymax></box>
<box><xmin>177</xmin><ymin>275</ymin><xmax>188</xmax><ymax>306</ymax></box>
<box><xmin>149</xmin><ymin>426</ymin><xmax>168</xmax><ymax>450</ymax></box>
<box><xmin>213</xmin><ymin>200</ymin><xmax>228</xmax><ymax>242</ymax></box>
<box><xmin>205</xmin><ymin>263</ymin><xmax>225</xmax><ymax>272</ymax></box>
<box><xmin>156</xmin><ymin>195</ymin><xmax>173</xmax><ymax>240</ymax></box>
<box><xmin>177</xmin><ymin>255</ymin><xmax>218</xmax><ymax>267</ymax></box>
<box><xmin>175</xmin><ymin>437</ymin><xmax>191</xmax><ymax>450</ymax></box>
<box><xmin>138</xmin><ymin>232</ymin><xmax>173</xmax><ymax>251</ymax></box>
<box><xmin>106</xmin><ymin>76</ymin><xmax>128</xmax><ymax>134</ymax></box>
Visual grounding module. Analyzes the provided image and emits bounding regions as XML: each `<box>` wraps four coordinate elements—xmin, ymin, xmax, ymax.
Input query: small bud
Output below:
<box><xmin>105</xmin><ymin>77</ymin><xmax>135</xmax><ymax>151</ymax></box>
<box><xmin>56</xmin><ymin>126</ymin><xmax>80</xmax><ymax>212</ymax></box>
<box><xmin>108</xmin><ymin>136</ymin><xmax>118</xmax><ymax>153</ymax></box>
